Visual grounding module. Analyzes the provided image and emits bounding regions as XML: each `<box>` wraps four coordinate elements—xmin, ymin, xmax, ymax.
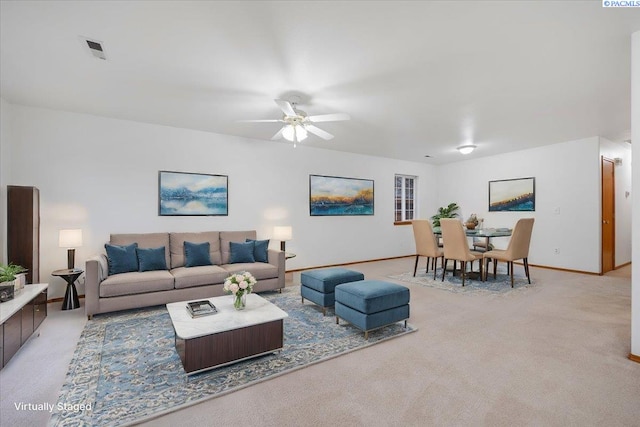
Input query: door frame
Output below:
<box><xmin>601</xmin><ymin>156</ymin><xmax>615</xmax><ymax>274</ymax></box>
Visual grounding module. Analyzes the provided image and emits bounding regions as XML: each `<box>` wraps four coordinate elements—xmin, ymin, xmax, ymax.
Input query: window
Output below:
<box><xmin>394</xmin><ymin>175</ymin><xmax>417</xmax><ymax>223</ymax></box>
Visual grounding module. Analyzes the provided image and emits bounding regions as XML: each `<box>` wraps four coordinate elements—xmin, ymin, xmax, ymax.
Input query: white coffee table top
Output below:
<box><xmin>166</xmin><ymin>293</ymin><xmax>288</xmax><ymax>340</ymax></box>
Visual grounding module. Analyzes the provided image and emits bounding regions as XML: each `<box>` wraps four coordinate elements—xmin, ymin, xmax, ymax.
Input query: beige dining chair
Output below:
<box><xmin>439</xmin><ymin>218</ymin><xmax>484</xmax><ymax>286</ymax></box>
<box><xmin>483</xmin><ymin>218</ymin><xmax>535</xmax><ymax>287</ymax></box>
<box><xmin>411</xmin><ymin>220</ymin><xmax>444</xmax><ymax>279</ymax></box>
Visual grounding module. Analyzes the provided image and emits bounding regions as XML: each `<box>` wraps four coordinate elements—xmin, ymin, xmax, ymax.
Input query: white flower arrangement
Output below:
<box><xmin>224</xmin><ymin>272</ymin><xmax>257</xmax><ymax>309</ymax></box>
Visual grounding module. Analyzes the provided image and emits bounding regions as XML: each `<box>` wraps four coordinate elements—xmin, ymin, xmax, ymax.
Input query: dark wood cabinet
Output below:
<box><xmin>3</xmin><ymin>310</ymin><xmax>22</xmax><ymax>367</ymax></box>
<box><xmin>7</xmin><ymin>185</ymin><xmax>40</xmax><ymax>284</ymax></box>
<box><xmin>33</xmin><ymin>291</ymin><xmax>47</xmax><ymax>330</ymax></box>
<box><xmin>1</xmin><ymin>285</ymin><xmax>48</xmax><ymax>369</ymax></box>
<box><xmin>21</xmin><ymin>303</ymin><xmax>34</xmax><ymax>345</ymax></box>
<box><xmin>0</xmin><ymin>324</ymin><xmax>3</xmax><ymax>367</ymax></box>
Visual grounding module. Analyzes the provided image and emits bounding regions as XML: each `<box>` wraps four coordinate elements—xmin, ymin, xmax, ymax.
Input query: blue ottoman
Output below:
<box><xmin>335</xmin><ymin>280</ymin><xmax>410</xmax><ymax>339</ymax></box>
<box><xmin>301</xmin><ymin>268</ymin><xmax>365</xmax><ymax>315</ymax></box>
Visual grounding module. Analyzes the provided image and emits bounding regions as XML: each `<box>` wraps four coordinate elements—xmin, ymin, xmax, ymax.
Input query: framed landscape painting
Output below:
<box><xmin>488</xmin><ymin>177</ymin><xmax>535</xmax><ymax>212</ymax></box>
<box><xmin>309</xmin><ymin>174</ymin><xmax>374</xmax><ymax>216</ymax></box>
<box><xmin>158</xmin><ymin>171</ymin><xmax>228</xmax><ymax>216</ymax></box>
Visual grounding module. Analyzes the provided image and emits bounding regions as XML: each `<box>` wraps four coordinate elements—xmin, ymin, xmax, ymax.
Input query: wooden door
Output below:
<box><xmin>601</xmin><ymin>157</ymin><xmax>615</xmax><ymax>274</ymax></box>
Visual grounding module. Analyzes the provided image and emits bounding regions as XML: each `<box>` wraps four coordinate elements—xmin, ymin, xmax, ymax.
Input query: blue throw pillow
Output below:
<box><xmin>229</xmin><ymin>241</ymin><xmax>255</xmax><ymax>264</ymax></box>
<box><xmin>105</xmin><ymin>243</ymin><xmax>138</xmax><ymax>275</ymax></box>
<box><xmin>184</xmin><ymin>241</ymin><xmax>212</xmax><ymax>267</ymax></box>
<box><xmin>136</xmin><ymin>246</ymin><xmax>168</xmax><ymax>272</ymax></box>
<box><xmin>246</xmin><ymin>239</ymin><xmax>269</xmax><ymax>263</ymax></box>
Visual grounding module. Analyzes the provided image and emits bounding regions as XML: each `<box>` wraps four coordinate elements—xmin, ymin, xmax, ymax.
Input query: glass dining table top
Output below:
<box><xmin>432</xmin><ymin>227</ymin><xmax>512</xmax><ymax>237</ymax></box>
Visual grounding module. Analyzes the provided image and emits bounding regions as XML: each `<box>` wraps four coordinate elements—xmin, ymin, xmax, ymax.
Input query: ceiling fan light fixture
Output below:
<box><xmin>457</xmin><ymin>144</ymin><xmax>477</xmax><ymax>155</ymax></box>
<box><xmin>282</xmin><ymin>125</ymin><xmax>295</xmax><ymax>141</ymax></box>
<box><xmin>296</xmin><ymin>125</ymin><xmax>308</xmax><ymax>141</ymax></box>
<box><xmin>282</xmin><ymin>124</ymin><xmax>307</xmax><ymax>142</ymax></box>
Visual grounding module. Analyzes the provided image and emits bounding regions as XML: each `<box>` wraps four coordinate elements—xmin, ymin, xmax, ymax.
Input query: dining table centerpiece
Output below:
<box><xmin>465</xmin><ymin>213</ymin><xmax>479</xmax><ymax>230</ymax></box>
<box><xmin>223</xmin><ymin>272</ymin><xmax>257</xmax><ymax>310</ymax></box>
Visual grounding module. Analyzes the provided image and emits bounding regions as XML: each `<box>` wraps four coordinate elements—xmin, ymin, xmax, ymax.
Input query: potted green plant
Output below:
<box><xmin>431</xmin><ymin>202</ymin><xmax>460</xmax><ymax>227</ymax></box>
<box><xmin>0</xmin><ymin>263</ymin><xmax>27</xmax><ymax>286</ymax></box>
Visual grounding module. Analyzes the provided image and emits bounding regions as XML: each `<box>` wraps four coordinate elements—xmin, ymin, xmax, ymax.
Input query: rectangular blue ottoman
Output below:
<box><xmin>335</xmin><ymin>280</ymin><xmax>410</xmax><ymax>339</ymax></box>
<box><xmin>301</xmin><ymin>268</ymin><xmax>365</xmax><ymax>315</ymax></box>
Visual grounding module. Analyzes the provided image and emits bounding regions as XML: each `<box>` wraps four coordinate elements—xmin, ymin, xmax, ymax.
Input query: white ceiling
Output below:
<box><xmin>1</xmin><ymin>1</ymin><xmax>639</xmax><ymax>164</ymax></box>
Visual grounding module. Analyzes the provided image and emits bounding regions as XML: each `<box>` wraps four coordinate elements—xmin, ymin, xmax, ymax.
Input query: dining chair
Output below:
<box><xmin>439</xmin><ymin>219</ymin><xmax>484</xmax><ymax>286</ymax></box>
<box><xmin>411</xmin><ymin>220</ymin><xmax>444</xmax><ymax>279</ymax></box>
<box><xmin>483</xmin><ymin>218</ymin><xmax>535</xmax><ymax>287</ymax></box>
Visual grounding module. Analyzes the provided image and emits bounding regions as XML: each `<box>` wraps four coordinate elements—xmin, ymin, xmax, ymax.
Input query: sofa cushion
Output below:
<box><xmin>184</xmin><ymin>241</ymin><xmax>213</xmax><ymax>267</ymax></box>
<box><xmin>136</xmin><ymin>246</ymin><xmax>168</xmax><ymax>272</ymax></box>
<box><xmin>246</xmin><ymin>239</ymin><xmax>269</xmax><ymax>263</ymax></box>
<box><xmin>169</xmin><ymin>232</ymin><xmax>221</xmax><ymax>268</ymax></box>
<box><xmin>229</xmin><ymin>241</ymin><xmax>255</xmax><ymax>263</ymax></box>
<box><xmin>171</xmin><ymin>265</ymin><xmax>230</xmax><ymax>289</ymax></box>
<box><xmin>99</xmin><ymin>270</ymin><xmax>175</xmax><ymax>297</ymax></box>
<box><xmin>111</xmin><ymin>233</ymin><xmax>171</xmax><ymax>269</ymax></box>
<box><xmin>220</xmin><ymin>230</ymin><xmax>257</xmax><ymax>264</ymax></box>
<box><xmin>105</xmin><ymin>243</ymin><xmax>138</xmax><ymax>275</ymax></box>
<box><xmin>222</xmin><ymin>262</ymin><xmax>278</xmax><ymax>281</ymax></box>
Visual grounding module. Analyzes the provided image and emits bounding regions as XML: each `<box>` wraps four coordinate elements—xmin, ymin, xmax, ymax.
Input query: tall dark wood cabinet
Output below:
<box><xmin>7</xmin><ymin>186</ymin><xmax>40</xmax><ymax>284</ymax></box>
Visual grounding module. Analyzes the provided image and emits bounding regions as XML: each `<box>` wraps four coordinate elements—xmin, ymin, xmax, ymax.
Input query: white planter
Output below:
<box><xmin>15</xmin><ymin>273</ymin><xmax>26</xmax><ymax>291</ymax></box>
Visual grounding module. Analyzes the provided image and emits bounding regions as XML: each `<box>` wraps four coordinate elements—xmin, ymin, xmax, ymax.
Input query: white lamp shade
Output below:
<box><xmin>59</xmin><ymin>229</ymin><xmax>83</xmax><ymax>248</ymax></box>
<box><xmin>282</xmin><ymin>125</ymin><xmax>295</xmax><ymax>141</ymax></box>
<box><xmin>296</xmin><ymin>125</ymin><xmax>308</xmax><ymax>141</ymax></box>
<box><xmin>273</xmin><ymin>226</ymin><xmax>292</xmax><ymax>241</ymax></box>
<box><xmin>282</xmin><ymin>125</ymin><xmax>307</xmax><ymax>142</ymax></box>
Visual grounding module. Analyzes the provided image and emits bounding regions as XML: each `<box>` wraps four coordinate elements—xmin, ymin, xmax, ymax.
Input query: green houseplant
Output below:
<box><xmin>431</xmin><ymin>202</ymin><xmax>460</xmax><ymax>227</ymax></box>
<box><xmin>0</xmin><ymin>263</ymin><xmax>27</xmax><ymax>284</ymax></box>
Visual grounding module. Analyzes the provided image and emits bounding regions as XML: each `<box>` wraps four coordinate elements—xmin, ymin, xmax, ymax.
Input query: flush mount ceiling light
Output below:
<box><xmin>457</xmin><ymin>144</ymin><xmax>477</xmax><ymax>155</ymax></box>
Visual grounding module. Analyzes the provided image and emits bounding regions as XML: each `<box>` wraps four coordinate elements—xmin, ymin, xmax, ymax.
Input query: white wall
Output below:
<box><xmin>599</xmin><ymin>137</ymin><xmax>632</xmax><ymax>267</ymax></box>
<box><xmin>436</xmin><ymin>137</ymin><xmax>602</xmax><ymax>273</ymax></box>
<box><xmin>6</xmin><ymin>104</ymin><xmax>436</xmax><ymax>299</ymax></box>
<box><xmin>631</xmin><ymin>30</ymin><xmax>639</xmax><ymax>358</ymax></box>
<box><xmin>0</xmin><ymin>97</ymin><xmax>11</xmax><ymax>264</ymax></box>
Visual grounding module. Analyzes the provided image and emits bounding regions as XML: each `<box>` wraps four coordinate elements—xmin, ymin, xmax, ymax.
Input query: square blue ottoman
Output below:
<box><xmin>335</xmin><ymin>280</ymin><xmax>410</xmax><ymax>339</ymax></box>
<box><xmin>301</xmin><ymin>268</ymin><xmax>365</xmax><ymax>315</ymax></box>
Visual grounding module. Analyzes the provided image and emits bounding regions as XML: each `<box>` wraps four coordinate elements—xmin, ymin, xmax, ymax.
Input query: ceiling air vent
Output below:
<box><xmin>80</xmin><ymin>37</ymin><xmax>106</xmax><ymax>60</ymax></box>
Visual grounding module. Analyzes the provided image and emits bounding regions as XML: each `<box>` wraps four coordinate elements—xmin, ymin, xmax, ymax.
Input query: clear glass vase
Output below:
<box><xmin>234</xmin><ymin>292</ymin><xmax>247</xmax><ymax>310</ymax></box>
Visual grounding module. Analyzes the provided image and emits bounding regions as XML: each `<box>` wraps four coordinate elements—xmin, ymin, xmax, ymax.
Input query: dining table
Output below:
<box><xmin>432</xmin><ymin>226</ymin><xmax>512</xmax><ymax>249</ymax></box>
<box><xmin>432</xmin><ymin>226</ymin><xmax>513</xmax><ymax>279</ymax></box>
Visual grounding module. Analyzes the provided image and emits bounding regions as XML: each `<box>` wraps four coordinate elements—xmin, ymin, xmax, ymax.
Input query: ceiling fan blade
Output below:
<box><xmin>274</xmin><ymin>99</ymin><xmax>297</xmax><ymax>117</ymax></box>
<box><xmin>271</xmin><ymin>126</ymin><xmax>285</xmax><ymax>140</ymax></box>
<box><xmin>305</xmin><ymin>124</ymin><xmax>334</xmax><ymax>140</ymax></box>
<box><xmin>307</xmin><ymin>113</ymin><xmax>350</xmax><ymax>122</ymax></box>
<box><xmin>237</xmin><ymin>119</ymin><xmax>283</xmax><ymax>123</ymax></box>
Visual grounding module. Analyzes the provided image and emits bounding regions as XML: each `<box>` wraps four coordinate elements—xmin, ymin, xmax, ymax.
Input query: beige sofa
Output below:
<box><xmin>84</xmin><ymin>230</ymin><xmax>285</xmax><ymax>319</ymax></box>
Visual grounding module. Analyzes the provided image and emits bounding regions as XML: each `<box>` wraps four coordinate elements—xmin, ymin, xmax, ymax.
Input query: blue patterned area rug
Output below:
<box><xmin>389</xmin><ymin>265</ymin><xmax>535</xmax><ymax>294</ymax></box>
<box><xmin>49</xmin><ymin>286</ymin><xmax>416</xmax><ymax>426</ymax></box>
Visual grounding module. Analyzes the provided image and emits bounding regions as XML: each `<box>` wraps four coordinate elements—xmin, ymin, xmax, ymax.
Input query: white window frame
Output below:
<box><xmin>394</xmin><ymin>174</ymin><xmax>417</xmax><ymax>223</ymax></box>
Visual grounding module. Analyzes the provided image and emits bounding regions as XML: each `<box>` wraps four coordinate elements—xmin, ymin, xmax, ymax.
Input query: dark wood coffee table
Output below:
<box><xmin>167</xmin><ymin>294</ymin><xmax>288</xmax><ymax>375</ymax></box>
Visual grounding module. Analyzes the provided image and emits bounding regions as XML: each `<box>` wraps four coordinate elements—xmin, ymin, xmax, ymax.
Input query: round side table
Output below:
<box><xmin>52</xmin><ymin>268</ymin><xmax>83</xmax><ymax>310</ymax></box>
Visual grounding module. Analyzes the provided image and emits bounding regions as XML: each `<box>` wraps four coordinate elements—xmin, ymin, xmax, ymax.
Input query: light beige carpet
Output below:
<box><xmin>1</xmin><ymin>258</ymin><xmax>638</xmax><ymax>427</ymax></box>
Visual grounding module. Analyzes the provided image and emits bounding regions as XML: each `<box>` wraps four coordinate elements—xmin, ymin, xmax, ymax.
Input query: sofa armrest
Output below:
<box><xmin>267</xmin><ymin>249</ymin><xmax>285</xmax><ymax>288</ymax></box>
<box><xmin>85</xmin><ymin>255</ymin><xmax>107</xmax><ymax>319</ymax></box>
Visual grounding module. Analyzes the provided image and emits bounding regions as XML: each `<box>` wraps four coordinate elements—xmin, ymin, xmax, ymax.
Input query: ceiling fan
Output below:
<box><xmin>240</xmin><ymin>98</ymin><xmax>350</xmax><ymax>146</ymax></box>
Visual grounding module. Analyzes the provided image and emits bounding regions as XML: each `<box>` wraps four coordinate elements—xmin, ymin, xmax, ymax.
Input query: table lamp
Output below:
<box><xmin>59</xmin><ymin>229</ymin><xmax>83</xmax><ymax>270</ymax></box>
<box><xmin>273</xmin><ymin>226</ymin><xmax>292</xmax><ymax>252</ymax></box>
